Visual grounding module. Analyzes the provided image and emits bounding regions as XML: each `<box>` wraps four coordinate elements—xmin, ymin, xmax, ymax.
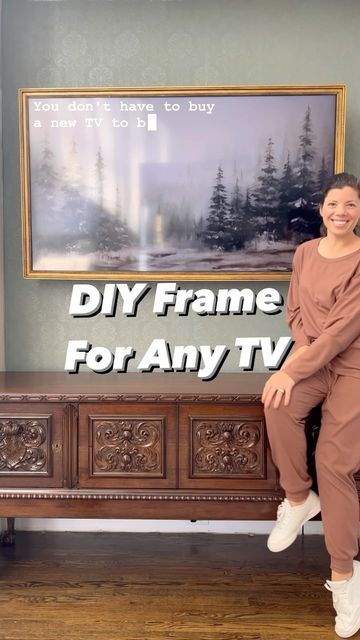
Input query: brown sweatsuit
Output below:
<box><xmin>265</xmin><ymin>238</ymin><xmax>360</xmax><ymax>573</ymax></box>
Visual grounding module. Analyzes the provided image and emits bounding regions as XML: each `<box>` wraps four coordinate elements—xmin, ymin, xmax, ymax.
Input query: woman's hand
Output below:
<box><xmin>261</xmin><ymin>371</ymin><xmax>295</xmax><ymax>409</ymax></box>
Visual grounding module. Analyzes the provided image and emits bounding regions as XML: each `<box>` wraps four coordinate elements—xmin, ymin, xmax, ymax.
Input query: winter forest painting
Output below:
<box><xmin>20</xmin><ymin>88</ymin><xmax>345</xmax><ymax>278</ymax></box>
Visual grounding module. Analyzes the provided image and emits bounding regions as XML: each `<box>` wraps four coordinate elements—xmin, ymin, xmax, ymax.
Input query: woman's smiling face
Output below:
<box><xmin>320</xmin><ymin>185</ymin><xmax>360</xmax><ymax>238</ymax></box>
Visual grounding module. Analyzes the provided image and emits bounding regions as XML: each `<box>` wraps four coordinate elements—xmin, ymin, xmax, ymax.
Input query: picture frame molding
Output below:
<box><xmin>19</xmin><ymin>84</ymin><xmax>346</xmax><ymax>281</ymax></box>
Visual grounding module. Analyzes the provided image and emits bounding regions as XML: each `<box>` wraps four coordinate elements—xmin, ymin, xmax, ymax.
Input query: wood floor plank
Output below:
<box><xmin>0</xmin><ymin>531</ymin><xmax>347</xmax><ymax>639</ymax></box>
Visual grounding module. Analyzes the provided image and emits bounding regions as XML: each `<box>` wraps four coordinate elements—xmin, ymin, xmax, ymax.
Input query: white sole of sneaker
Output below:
<box><xmin>335</xmin><ymin>606</ymin><xmax>360</xmax><ymax>638</ymax></box>
<box><xmin>267</xmin><ymin>502</ymin><xmax>321</xmax><ymax>553</ymax></box>
<box><xmin>335</xmin><ymin>620</ymin><xmax>360</xmax><ymax>638</ymax></box>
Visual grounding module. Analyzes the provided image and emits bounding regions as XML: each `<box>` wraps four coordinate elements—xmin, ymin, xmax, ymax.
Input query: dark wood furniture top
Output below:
<box><xmin>0</xmin><ymin>371</ymin><xmax>269</xmax><ymax>400</ymax></box>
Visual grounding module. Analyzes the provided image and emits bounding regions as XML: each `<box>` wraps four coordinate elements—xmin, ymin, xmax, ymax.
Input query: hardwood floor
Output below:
<box><xmin>0</xmin><ymin>531</ymin><xmax>343</xmax><ymax>640</ymax></box>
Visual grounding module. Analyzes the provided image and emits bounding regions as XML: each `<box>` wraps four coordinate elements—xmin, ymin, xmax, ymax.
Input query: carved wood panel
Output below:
<box><xmin>191</xmin><ymin>418</ymin><xmax>264</xmax><ymax>478</ymax></box>
<box><xmin>0</xmin><ymin>416</ymin><xmax>50</xmax><ymax>474</ymax></box>
<box><xmin>0</xmin><ymin>404</ymin><xmax>67</xmax><ymax>488</ymax></box>
<box><xmin>78</xmin><ymin>403</ymin><xmax>177</xmax><ymax>489</ymax></box>
<box><xmin>179</xmin><ymin>404</ymin><xmax>278</xmax><ymax>491</ymax></box>
<box><xmin>92</xmin><ymin>417</ymin><xmax>164</xmax><ymax>477</ymax></box>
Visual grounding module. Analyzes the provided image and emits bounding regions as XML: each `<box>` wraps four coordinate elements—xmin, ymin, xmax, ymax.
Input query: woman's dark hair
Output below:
<box><xmin>320</xmin><ymin>172</ymin><xmax>360</xmax><ymax>205</ymax></box>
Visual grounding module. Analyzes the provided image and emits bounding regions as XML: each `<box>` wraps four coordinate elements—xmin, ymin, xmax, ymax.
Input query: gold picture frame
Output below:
<box><xmin>19</xmin><ymin>85</ymin><xmax>346</xmax><ymax>281</ymax></box>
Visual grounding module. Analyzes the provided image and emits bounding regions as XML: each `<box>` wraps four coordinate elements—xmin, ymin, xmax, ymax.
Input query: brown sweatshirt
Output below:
<box><xmin>283</xmin><ymin>238</ymin><xmax>360</xmax><ymax>383</ymax></box>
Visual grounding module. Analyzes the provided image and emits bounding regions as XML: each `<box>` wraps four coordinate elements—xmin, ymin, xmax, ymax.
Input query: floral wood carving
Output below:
<box><xmin>0</xmin><ymin>418</ymin><xmax>48</xmax><ymax>473</ymax></box>
<box><xmin>92</xmin><ymin>418</ymin><xmax>164</xmax><ymax>476</ymax></box>
<box><xmin>192</xmin><ymin>419</ymin><xmax>264</xmax><ymax>478</ymax></box>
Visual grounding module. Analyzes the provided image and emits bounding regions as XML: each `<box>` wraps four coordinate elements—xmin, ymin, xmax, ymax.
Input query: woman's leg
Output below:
<box><xmin>315</xmin><ymin>373</ymin><xmax>360</xmax><ymax>576</ymax></box>
<box><xmin>265</xmin><ymin>367</ymin><xmax>328</xmax><ymax>501</ymax></box>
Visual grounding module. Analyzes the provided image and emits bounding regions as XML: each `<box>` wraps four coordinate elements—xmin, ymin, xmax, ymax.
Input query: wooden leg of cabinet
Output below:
<box><xmin>1</xmin><ymin>517</ymin><xmax>15</xmax><ymax>546</ymax></box>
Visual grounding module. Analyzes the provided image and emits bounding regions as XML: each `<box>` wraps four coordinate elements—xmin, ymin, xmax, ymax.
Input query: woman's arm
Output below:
<box><xmin>282</xmin><ymin>344</ymin><xmax>309</xmax><ymax>366</ymax></box>
<box><xmin>286</xmin><ymin>255</ymin><xmax>309</xmax><ymax>348</ymax></box>
<box><xmin>262</xmin><ymin>251</ymin><xmax>309</xmax><ymax>409</ymax></box>
<box><xmin>283</xmin><ymin>273</ymin><xmax>360</xmax><ymax>383</ymax></box>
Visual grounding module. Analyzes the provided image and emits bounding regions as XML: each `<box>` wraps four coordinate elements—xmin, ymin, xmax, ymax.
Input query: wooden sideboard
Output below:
<box><xmin>0</xmin><ymin>371</ymin><xmax>281</xmax><ymax>524</ymax></box>
<box><xmin>1</xmin><ymin>371</ymin><xmax>357</xmax><ymax>535</ymax></box>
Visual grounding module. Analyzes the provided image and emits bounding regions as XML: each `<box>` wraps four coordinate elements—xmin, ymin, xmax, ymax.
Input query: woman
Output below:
<box><xmin>262</xmin><ymin>172</ymin><xmax>360</xmax><ymax>639</ymax></box>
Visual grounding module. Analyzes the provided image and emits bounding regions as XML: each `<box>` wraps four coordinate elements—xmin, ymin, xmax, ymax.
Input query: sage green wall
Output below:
<box><xmin>0</xmin><ymin>0</ymin><xmax>4</xmax><ymax>371</ymax></box>
<box><xmin>2</xmin><ymin>0</ymin><xmax>360</xmax><ymax>371</ymax></box>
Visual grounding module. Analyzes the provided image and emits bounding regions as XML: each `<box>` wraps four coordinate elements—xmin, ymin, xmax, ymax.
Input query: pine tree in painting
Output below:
<box><xmin>228</xmin><ymin>178</ymin><xmax>246</xmax><ymax>249</ymax></box>
<box><xmin>96</xmin><ymin>148</ymin><xmax>105</xmax><ymax>208</ymax></box>
<box><xmin>243</xmin><ymin>187</ymin><xmax>256</xmax><ymax>243</ymax></box>
<box><xmin>278</xmin><ymin>153</ymin><xmax>298</xmax><ymax>240</ymax></box>
<box><xmin>35</xmin><ymin>141</ymin><xmax>58</xmax><ymax>194</ymax></box>
<box><xmin>203</xmin><ymin>166</ymin><xmax>231</xmax><ymax>250</ymax></box>
<box><xmin>312</xmin><ymin>155</ymin><xmax>330</xmax><ymax>205</ymax></box>
<box><xmin>253</xmin><ymin>138</ymin><xmax>279</xmax><ymax>240</ymax></box>
<box><xmin>34</xmin><ymin>143</ymin><xmax>58</xmax><ymax>206</ymax></box>
<box><xmin>194</xmin><ymin>215</ymin><xmax>205</xmax><ymax>247</ymax></box>
<box><xmin>166</xmin><ymin>207</ymin><xmax>194</xmax><ymax>246</ymax></box>
<box><xmin>115</xmin><ymin>185</ymin><xmax>123</xmax><ymax>221</ymax></box>
<box><xmin>94</xmin><ymin>205</ymin><xmax>134</xmax><ymax>254</ymax></box>
<box><xmin>61</xmin><ymin>139</ymin><xmax>90</xmax><ymax>245</ymax></box>
<box><xmin>296</xmin><ymin>105</ymin><xmax>316</xmax><ymax>202</ymax></box>
<box><xmin>290</xmin><ymin>106</ymin><xmax>319</xmax><ymax>237</ymax></box>
<box><xmin>32</xmin><ymin>140</ymin><xmax>61</xmax><ymax>249</ymax></box>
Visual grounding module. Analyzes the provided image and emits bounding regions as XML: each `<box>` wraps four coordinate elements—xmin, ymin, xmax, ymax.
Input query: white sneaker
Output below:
<box><xmin>325</xmin><ymin>560</ymin><xmax>360</xmax><ymax>638</ymax></box>
<box><xmin>267</xmin><ymin>490</ymin><xmax>321</xmax><ymax>552</ymax></box>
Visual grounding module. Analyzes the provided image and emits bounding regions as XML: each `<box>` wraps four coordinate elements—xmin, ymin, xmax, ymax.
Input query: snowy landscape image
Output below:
<box><xmin>24</xmin><ymin>91</ymin><xmax>338</xmax><ymax>276</ymax></box>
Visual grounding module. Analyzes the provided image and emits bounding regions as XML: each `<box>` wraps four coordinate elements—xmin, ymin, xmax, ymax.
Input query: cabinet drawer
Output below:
<box><xmin>179</xmin><ymin>403</ymin><xmax>277</xmax><ymax>491</ymax></box>
<box><xmin>78</xmin><ymin>403</ymin><xmax>177</xmax><ymax>488</ymax></box>
<box><xmin>0</xmin><ymin>403</ymin><xmax>67</xmax><ymax>488</ymax></box>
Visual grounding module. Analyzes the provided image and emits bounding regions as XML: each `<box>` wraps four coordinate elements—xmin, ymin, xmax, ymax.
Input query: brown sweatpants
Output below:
<box><xmin>265</xmin><ymin>366</ymin><xmax>360</xmax><ymax>574</ymax></box>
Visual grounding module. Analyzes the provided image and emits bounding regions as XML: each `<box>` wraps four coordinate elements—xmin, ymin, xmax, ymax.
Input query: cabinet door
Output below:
<box><xmin>79</xmin><ymin>403</ymin><xmax>177</xmax><ymax>488</ymax></box>
<box><xmin>179</xmin><ymin>403</ymin><xmax>277</xmax><ymax>491</ymax></box>
<box><xmin>0</xmin><ymin>403</ymin><xmax>67</xmax><ymax>488</ymax></box>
